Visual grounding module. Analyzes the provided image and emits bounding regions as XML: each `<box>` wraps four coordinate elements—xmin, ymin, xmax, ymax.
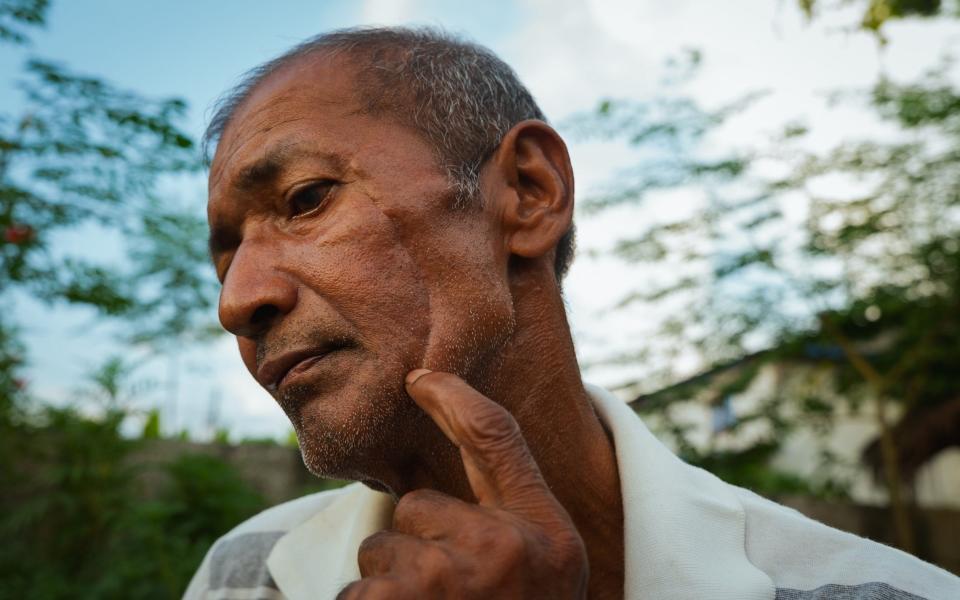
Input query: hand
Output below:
<box><xmin>337</xmin><ymin>369</ymin><xmax>589</xmax><ymax>599</ymax></box>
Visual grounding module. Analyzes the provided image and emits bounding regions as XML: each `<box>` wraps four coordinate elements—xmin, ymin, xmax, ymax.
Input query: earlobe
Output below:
<box><xmin>493</xmin><ymin>120</ymin><xmax>575</xmax><ymax>262</ymax></box>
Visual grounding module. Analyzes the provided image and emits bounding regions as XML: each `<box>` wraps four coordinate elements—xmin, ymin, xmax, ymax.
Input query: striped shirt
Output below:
<box><xmin>184</xmin><ymin>385</ymin><xmax>960</xmax><ymax>600</ymax></box>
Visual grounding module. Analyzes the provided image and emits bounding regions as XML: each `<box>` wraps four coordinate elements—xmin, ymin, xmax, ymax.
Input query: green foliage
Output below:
<box><xmin>584</xmin><ymin>60</ymin><xmax>960</xmax><ymax>390</ymax></box>
<box><xmin>85</xmin><ymin>356</ymin><xmax>134</xmax><ymax>404</ymax></box>
<box><xmin>141</xmin><ymin>408</ymin><xmax>161</xmax><ymax>439</ymax></box>
<box><xmin>0</xmin><ymin>407</ymin><xmax>267</xmax><ymax>599</ymax></box>
<box><xmin>0</xmin><ymin>0</ymin><xmax>46</xmax><ymax>44</ymax></box>
<box><xmin>155</xmin><ymin>453</ymin><xmax>267</xmax><ymax>549</ymax></box>
<box><xmin>0</xmin><ymin>408</ymin><xmax>132</xmax><ymax>597</ymax></box>
<box><xmin>213</xmin><ymin>427</ymin><xmax>231</xmax><ymax>445</ymax></box>
<box><xmin>0</xmin><ymin>0</ymin><xmax>218</xmax><ymax>363</ymax></box>
<box><xmin>579</xmin><ymin>24</ymin><xmax>960</xmax><ymax>495</ymax></box>
<box><xmin>1</xmin><ymin>57</ymin><xmax>217</xmax><ymax>338</ymax></box>
<box><xmin>0</xmin><ymin>5</ymin><xmax>244</xmax><ymax>596</ymax></box>
<box><xmin>0</xmin><ymin>318</ymin><xmax>27</xmax><ymax>421</ymax></box>
<box><xmin>798</xmin><ymin>0</ymin><xmax>946</xmax><ymax>39</ymax></box>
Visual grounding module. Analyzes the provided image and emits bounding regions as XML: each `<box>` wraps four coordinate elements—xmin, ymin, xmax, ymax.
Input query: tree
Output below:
<box><xmin>578</xmin><ymin>10</ymin><xmax>960</xmax><ymax>551</ymax></box>
<box><xmin>798</xmin><ymin>0</ymin><xmax>947</xmax><ymax>40</ymax></box>
<box><xmin>0</xmin><ymin>0</ymin><xmax>47</xmax><ymax>44</ymax></box>
<box><xmin>0</xmin><ymin>0</ymin><xmax>218</xmax><ymax>418</ymax></box>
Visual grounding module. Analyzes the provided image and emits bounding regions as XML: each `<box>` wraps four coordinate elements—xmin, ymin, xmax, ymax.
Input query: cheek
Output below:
<box><xmin>421</xmin><ymin>300</ymin><xmax>514</xmax><ymax>376</ymax></box>
<box><xmin>346</xmin><ymin>245</ymin><xmax>433</xmax><ymax>345</ymax></box>
<box><xmin>295</xmin><ymin>200</ymin><xmax>434</xmax><ymax>354</ymax></box>
<box><xmin>413</xmin><ymin>227</ymin><xmax>516</xmax><ymax>372</ymax></box>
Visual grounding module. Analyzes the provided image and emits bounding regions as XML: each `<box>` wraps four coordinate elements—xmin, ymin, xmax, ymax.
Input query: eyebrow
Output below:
<box><xmin>232</xmin><ymin>141</ymin><xmax>342</xmax><ymax>193</ymax></box>
<box><xmin>208</xmin><ymin>141</ymin><xmax>349</xmax><ymax>261</ymax></box>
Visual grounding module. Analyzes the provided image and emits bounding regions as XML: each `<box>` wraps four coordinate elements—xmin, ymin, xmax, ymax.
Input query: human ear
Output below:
<box><xmin>492</xmin><ymin>120</ymin><xmax>574</xmax><ymax>263</ymax></box>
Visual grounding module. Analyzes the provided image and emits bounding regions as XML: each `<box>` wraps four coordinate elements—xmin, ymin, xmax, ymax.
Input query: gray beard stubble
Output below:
<box><xmin>279</xmin><ymin>289</ymin><xmax>516</xmax><ymax>485</ymax></box>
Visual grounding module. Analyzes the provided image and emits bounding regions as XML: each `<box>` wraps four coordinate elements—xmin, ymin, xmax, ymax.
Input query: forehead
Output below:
<box><xmin>209</xmin><ymin>54</ymin><xmax>362</xmax><ymax>187</ymax></box>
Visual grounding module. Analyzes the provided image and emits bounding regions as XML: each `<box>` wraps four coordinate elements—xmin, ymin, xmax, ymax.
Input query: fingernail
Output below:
<box><xmin>405</xmin><ymin>368</ymin><xmax>433</xmax><ymax>386</ymax></box>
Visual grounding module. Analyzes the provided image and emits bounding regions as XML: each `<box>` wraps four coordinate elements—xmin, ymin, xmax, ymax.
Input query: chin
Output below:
<box><xmin>279</xmin><ymin>367</ymin><xmax>425</xmax><ymax>488</ymax></box>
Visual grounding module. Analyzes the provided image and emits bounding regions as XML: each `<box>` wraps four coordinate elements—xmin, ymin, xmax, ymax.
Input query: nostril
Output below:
<box><xmin>250</xmin><ymin>304</ymin><xmax>281</xmax><ymax>330</ymax></box>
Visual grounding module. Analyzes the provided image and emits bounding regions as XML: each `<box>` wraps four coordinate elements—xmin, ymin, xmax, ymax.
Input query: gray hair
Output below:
<box><xmin>203</xmin><ymin>26</ymin><xmax>575</xmax><ymax>281</ymax></box>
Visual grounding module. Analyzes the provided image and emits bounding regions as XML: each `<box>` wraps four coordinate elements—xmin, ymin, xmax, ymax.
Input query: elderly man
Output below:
<box><xmin>187</xmin><ymin>27</ymin><xmax>958</xmax><ymax>600</ymax></box>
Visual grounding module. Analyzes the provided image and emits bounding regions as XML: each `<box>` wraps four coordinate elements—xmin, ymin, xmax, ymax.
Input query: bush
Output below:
<box><xmin>0</xmin><ymin>408</ymin><xmax>267</xmax><ymax>599</ymax></box>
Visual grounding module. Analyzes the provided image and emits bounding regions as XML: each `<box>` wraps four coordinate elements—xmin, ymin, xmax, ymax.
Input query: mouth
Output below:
<box><xmin>256</xmin><ymin>342</ymin><xmax>349</xmax><ymax>393</ymax></box>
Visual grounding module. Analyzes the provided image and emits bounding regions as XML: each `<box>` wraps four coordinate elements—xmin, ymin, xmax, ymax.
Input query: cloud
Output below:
<box><xmin>494</xmin><ymin>0</ymin><xmax>960</xmax><ymax>387</ymax></box>
<box><xmin>360</xmin><ymin>0</ymin><xmax>419</xmax><ymax>25</ymax></box>
<box><xmin>500</xmin><ymin>0</ymin><xmax>660</xmax><ymax>119</ymax></box>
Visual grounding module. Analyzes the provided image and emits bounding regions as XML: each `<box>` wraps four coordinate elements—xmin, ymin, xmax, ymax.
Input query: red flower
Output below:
<box><xmin>4</xmin><ymin>224</ymin><xmax>34</xmax><ymax>244</ymax></box>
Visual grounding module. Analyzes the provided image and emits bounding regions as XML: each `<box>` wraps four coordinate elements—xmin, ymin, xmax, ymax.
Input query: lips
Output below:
<box><xmin>256</xmin><ymin>344</ymin><xmax>345</xmax><ymax>392</ymax></box>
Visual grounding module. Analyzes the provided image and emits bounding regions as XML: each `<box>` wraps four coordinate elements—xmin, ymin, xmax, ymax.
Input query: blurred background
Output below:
<box><xmin>2</xmin><ymin>0</ymin><xmax>959</xmax><ymax>596</ymax></box>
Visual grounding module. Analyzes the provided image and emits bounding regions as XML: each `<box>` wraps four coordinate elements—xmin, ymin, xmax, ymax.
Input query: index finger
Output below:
<box><xmin>404</xmin><ymin>369</ymin><xmax>560</xmax><ymax>518</ymax></box>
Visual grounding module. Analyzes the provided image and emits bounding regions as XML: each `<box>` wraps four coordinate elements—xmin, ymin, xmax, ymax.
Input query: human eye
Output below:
<box><xmin>287</xmin><ymin>180</ymin><xmax>337</xmax><ymax>218</ymax></box>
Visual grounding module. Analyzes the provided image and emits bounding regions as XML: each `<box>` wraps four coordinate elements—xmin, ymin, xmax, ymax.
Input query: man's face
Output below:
<box><xmin>207</xmin><ymin>55</ymin><xmax>516</xmax><ymax>488</ymax></box>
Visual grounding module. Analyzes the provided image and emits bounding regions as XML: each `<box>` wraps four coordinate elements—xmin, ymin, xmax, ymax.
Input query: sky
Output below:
<box><xmin>3</xmin><ymin>0</ymin><xmax>958</xmax><ymax>440</ymax></box>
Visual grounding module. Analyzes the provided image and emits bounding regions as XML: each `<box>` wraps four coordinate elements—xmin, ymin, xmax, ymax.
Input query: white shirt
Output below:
<box><xmin>184</xmin><ymin>385</ymin><xmax>960</xmax><ymax>599</ymax></box>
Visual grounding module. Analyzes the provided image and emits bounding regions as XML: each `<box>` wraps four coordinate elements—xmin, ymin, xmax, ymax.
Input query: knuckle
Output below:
<box><xmin>468</xmin><ymin>520</ymin><xmax>528</xmax><ymax>565</ymax></box>
<box><xmin>551</xmin><ymin>530</ymin><xmax>589</xmax><ymax>575</ymax></box>
<box><xmin>337</xmin><ymin>577</ymin><xmax>407</xmax><ymax>600</ymax></box>
<box><xmin>335</xmin><ymin>580</ymin><xmax>363</xmax><ymax>600</ymax></box>
<box><xmin>358</xmin><ymin>530</ymin><xmax>391</xmax><ymax>555</ymax></box>
<box><xmin>357</xmin><ymin>531</ymin><xmax>395</xmax><ymax>576</ymax></box>
<box><xmin>497</xmin><ymin>525</ymin><xmax>529</xmax><ymax>565</ymax></box>
<box><xmin>414</xmin><ymin>543</ymin><xmax>454</xmax><ymax>582</ymax></box>
<box><xmin>394</xmin><ymin>489</ymin><xmax>449</xmax><ymax>533</ymax></box>
<box><xmin>393</xmin><ymin>491</ymin><xmax>423</xmax><ymax>526</ymax></box>
<box><xmin>395</xmin><ymin>488</ymin><xmax>437</xmax><ymax>513</ymax></box>
<box><xmin>461</xmin><ymin>403</ymin><xmax>522</xmax><ymax>450</ymax></box>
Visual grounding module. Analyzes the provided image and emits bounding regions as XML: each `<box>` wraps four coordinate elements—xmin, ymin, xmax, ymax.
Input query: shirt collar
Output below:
<box><xmin>268</xmin><ymin>384</ymin><xmax>775</xmax><ymax>599</ymax></box>
<box><xmin>586</xmin><ymin>383</ymin><xmax>774</xmax><ymax>600</ymax></box>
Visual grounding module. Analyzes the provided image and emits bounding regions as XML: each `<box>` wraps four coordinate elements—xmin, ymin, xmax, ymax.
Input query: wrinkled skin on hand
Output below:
<box><xmin>337</xmin><ymin>370</ymin><xmax>589</xmax><ymax>599</ymax></box>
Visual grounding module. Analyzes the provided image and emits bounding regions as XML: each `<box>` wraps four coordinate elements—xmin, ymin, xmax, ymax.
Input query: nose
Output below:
<box><xmin>218</xmin><ymin>237</ymin><xmax>298</xmax><ymax>339</ymax></box>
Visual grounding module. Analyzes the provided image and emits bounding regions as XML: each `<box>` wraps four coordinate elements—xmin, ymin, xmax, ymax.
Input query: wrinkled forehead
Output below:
<box><xmin>208</xmin><ymin>53</ymin><xmax>365</xmax><ymax>188</ymax></box>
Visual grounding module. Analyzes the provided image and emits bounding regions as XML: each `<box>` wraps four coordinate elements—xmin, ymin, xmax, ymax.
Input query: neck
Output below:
<box><xmin>405</xmin><ymin>265</ymin><xmax>626</xmax><ymax>599</ymax></box>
